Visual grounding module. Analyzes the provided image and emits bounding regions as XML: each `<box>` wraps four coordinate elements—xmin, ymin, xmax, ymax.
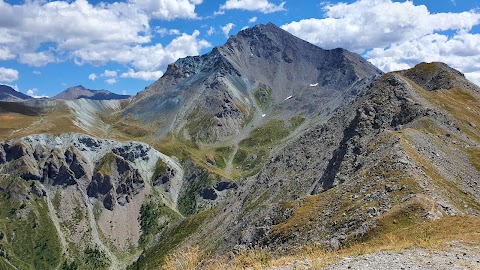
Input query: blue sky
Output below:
<box><xmin>0</xmin><ymin>0</ymin><xmax>479</xmax><ymax>97</ymax></box>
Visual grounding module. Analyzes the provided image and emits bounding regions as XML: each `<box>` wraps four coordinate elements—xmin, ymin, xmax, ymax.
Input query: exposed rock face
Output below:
<box><xmin>188</xmin><ymin>63</ymin><xmax>480</xmax><ymax>254</ymax></box>
<box><xmin>125</xmin><ymin>23</ymin><xmax>382</xmax><ymax>142</ymax></box>
<box><xmin>0</xmin><ymin>133</ymin><xmax>181</xmax><ymax>210</ymax></box>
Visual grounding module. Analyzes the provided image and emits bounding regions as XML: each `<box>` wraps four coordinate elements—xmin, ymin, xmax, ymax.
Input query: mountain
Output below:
<box><xmin>0</xmin><ymin>23</ymin><xmax>479</xmax><ymax>270</ymax></box>
<box><xmin>124</xmin><ymin>23</ymin><xmax>382</xmax><ymax>142</ymax></box>
<box><xmin>130</xmin><ymin>62</ymin><xmax>480</xmax><ymax>268</ymax></box>
<box><xmin>0</xmin><ymin>84</ymin><xmax>33</xmax><ymax>102</ymax></box>
<box><xmin>54</xmin><ymin>85</ymin><xmax>130</xmax><ymax>100</ymax></box>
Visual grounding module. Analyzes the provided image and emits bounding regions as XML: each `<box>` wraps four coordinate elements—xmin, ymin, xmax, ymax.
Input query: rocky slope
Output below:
<box><xmin>54</xmin><ymin>85</ymin><xmax>130</xmax><ymax>100</ymax></box>
<box><xmin>130</xmin><ymin>62</ymin><xmax>480</xmax><ymax>268</ymax></box>
<box><xmin>124</xmin><ymin>23</ymin><xmax>382</xmax><ymax>143</ymax></box>
<box><xmin>0</xmin><ymin>133</ymin><xmax>184</xmax><ymax>269</ymax></box>
<box><xmin>0</xmin><ymin>84</ymin><xmax>32</xmax><ymax>102</ymax></box>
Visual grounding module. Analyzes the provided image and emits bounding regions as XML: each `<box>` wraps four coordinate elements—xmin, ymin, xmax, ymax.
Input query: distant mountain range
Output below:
<box><xmin>0</xmin><ymin>84</ymin><xmax>130</xmax><ymax>102</ymax></box>
<box><xmin>53</xmin><ymin>85</ymin><xmax>130</xmax><ymax>100</ymax></box>
<box><xmin>0</xmin><ymin>85</ymin><xmax>33</xmax><ymax>102</ymax></box>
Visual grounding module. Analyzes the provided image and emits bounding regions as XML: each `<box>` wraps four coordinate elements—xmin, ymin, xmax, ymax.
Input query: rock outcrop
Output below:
<box><xmin>0</xmin><ymin>133</ymin><xmax>181</xmax><ymax>210</ymax></box>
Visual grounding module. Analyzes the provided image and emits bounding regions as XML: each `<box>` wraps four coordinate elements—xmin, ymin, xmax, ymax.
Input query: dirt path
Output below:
<box><xmin>269</xmin><ymin>243</ymin><xmax>480</xmax><ymax>270</ymax></box>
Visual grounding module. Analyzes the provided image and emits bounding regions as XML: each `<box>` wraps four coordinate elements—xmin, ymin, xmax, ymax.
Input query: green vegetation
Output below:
<box><xmin>233</xmin><ymin>148</ymin><xmax>268</xmax><ymax>176</ymax></box>
<box><xmin>139</xmin><ymin>201</ymin><xmax>161</xmax><ymax>246</ymax></box>
<box><xmin>61</xmin><ymin>260</ymin><xmax>78</xmax><ymax>270</ymax></box>
<box><xmin>0</xmin><ymin>175</ymin><xmax>62</xmax><ymax>269</ymax></box>
<box><xmin>95</xmin><ymin>152</ymin><xmax>116</xmax><ymax>175</ymax></box>
<box><xmin>253</xmin><ymin>84</ymin><xmax>272</xmax><ymax>108</ymax></box>
<box><xmin>83</xmin><ymin>246</ymin><xmax>110</xmax><ymax>268</ymax></box>
<box><xmin>128</xmin><ymin>208</ymin><xmax>215</xmax><ymax>269</ymax></box>
<box><xmin>178</xmin><ymin>173</ymin><xmax>210</xmax><ymax>216</ymax></box>
<box><xmin>289</xmin><ymin>115</ymin><xmax>305</xmax><ymax>129</ymax></box>
<box><xmin>138</xmin><ymin>198</ymin><xmax>179</xmax><ymax>247</ymax></box>
<box><xmin>185</xmin><ymin>110</ymin><xmax>216</xmax><ymax>141</ymax></box>
<box><xmin>239</xmin><ymin>120</ymin><xmax>290</xmax><ymax>147</ymax></box>
<box><xmin>151</xmin><ymin>159</ymin><xmax>169</xmax><ymax>182</ymax></box>
<box><xmin>114</xmin><ymin>122</ymin><xmax>150</xmax><ymax>138</ymax></box>
<box><xmin>233</xmin><ymin>117</ymin><xmax>305</xmax><ymax>177</ymax></box>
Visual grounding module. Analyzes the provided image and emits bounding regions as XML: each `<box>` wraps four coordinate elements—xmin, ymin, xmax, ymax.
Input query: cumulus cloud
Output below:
<box><xmin>26</xmin><ymin>88</ymin><xmax>48</xmax><ymax>98</ymax></box>
<box><xmin>0</xmin><ymin>67</ymin><xmax>18</xmax><ymax>82</ymax></box>
<box><xmin>105</xmin><ymin>78</ymin><xmax>117</xmax><ymax>85</ymax></box>
<box><xmin>19</xmin><ymin>52</ymin><xmax>56</xmax><ymax>67</ymax></box>
<box><xmin>249</xmin><ymin>16</ymin><xmax>257</xmax><ymax>23</ymax></box>
<box><xmin>0</xmin><ymin>0</ymin><xmax>212</xmax><ymax>81</ymax></box>
<box><xmin>0</xmin><ymin>0</ymin><xmax>150</xmax><ymax>67</ymax></box>
<box><xmin>220</xmin><ymin>0</ymin><xmax>285</xmax><ymax>14</ymax></box>
<box><xmin>222</xmin><ymin>23</ymin><xmax>236</xmax><ymax>37</ymax></box>
<box><xmin>156</xmin><ymin>27</ymin><xmax>182</xmax><ymax>37</ymax></box>
<box><xmin>0</xmin><ymin>47</ymin><xmax>14</xmax><ymax>60</ymax></box>
<box><xmin>120</xmin><ymin>30</ymin><xmax>210</xmax><ymax>81</ymax></box>
<box><xmin>121</xmin><ymin>69</ymin><xmax>163</xmax><ymax>81</ymax></box>
<box><xmin>88</xmin><ymin>73</ymin><xmax>98</xmax><ymax>81</ymax></box>
<box><xmin>130</xmin><ymin>0</ymin><xmax>202</xmax><ymax>20</ymax></box>
<box><xmin>207</xmin><ymin>26</ymin><xmax>215</xmax><ymax>36</ymax></box>
<box><xmin>102</xmin><ymin>70</ymin><xmax>117</xmax><ymax>77</ymax></box>
<box><xmin>282</xmin><ymin>0</ymin><xmax>480</xmax><ymax>85</ymax></box>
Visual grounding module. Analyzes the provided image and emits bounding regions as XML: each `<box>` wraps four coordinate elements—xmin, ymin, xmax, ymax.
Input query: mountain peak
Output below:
<box><xmin>54</xmin><ymin>85</ymin><xmax>130</xmax><ymax>100</ymax></box>
<box><xmin>400</xmin><ymin>62</ymin><xmax>478</xmax><ymax>91</ymax></box>
<box><xmin>0</xmin><ymin>84</ymin><xmax>33</xmax><ymax>102</ymax></box>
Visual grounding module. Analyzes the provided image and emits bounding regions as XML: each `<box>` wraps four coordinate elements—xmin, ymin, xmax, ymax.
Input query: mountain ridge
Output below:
<box><xmin>0</xmin><ymin>84</ymin><xmax>33</xmax><ymax>102</ymax></box>
<box><xmin>54</xmin><ymin>85</ymin><xmax>130</xmax><ymax>100</ymax></box>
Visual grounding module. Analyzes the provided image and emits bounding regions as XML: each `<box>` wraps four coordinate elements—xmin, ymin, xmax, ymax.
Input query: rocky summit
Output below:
<box><xmin>0</xmin><ymin>24</ymin><xmax>479</xmax><ymax>270</ymax></box>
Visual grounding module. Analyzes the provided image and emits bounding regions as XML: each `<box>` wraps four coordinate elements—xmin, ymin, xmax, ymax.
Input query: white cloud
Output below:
<box><xmin>0</xmin><ymin>67</ymin><xmax>18</xmax><ymax>82</ymax></box>
<box><xmin>33</xmin><ymin>70</ymin><xmax>41</xmax><ymax>75</ymax></box>
<box><xmin>157</xmin><ymin>27</ymin><xmax>182</xmax><ymax>37</ymax></box>
<box><xmin>249</xmin><ymin>16</ymin><xmax>257</xmax><ymax>23</ymax></box>
<box><xmin>207</xmin><ymin>26</ymin><xmax>215</xmax><ymax>36</ymax></box>
<box><xmin>220</xmin><ymin>0</ymin><xmax>285</xmax><ymax>14</ymax></box>
<box><xmin>222</xmin><ymin>23</ymin><xmax>236</xmax><ymax>38</ymax></box>
<box><xmin>19</xmin><ymin>52</ymin><xmax>56</xmax><ymax>67</ymax></box>
<box><xmin>102</xmin><ymin>70</ymin><xmax>117</xmax><ymax>77</ymax></box>
<box><xmin>26</xmin><ymin>88</ymin><xmax>48</xmax><ymax>98</ymax></box>
<box><xmin>0</xmin><ymin>47</ymin><xmax>14</xmax><ymax>60</ymax></box>
<box><xmin>130</xmin><ymin>0</ymin><xmax>202</xmax><ymax>20</ymax></box>
<box><xmin>281</xmin><ymin>0</ymin><xmax>480</xmax><ymax>86</ymax></box>
<box><xmin>117</xmin><ymin>30</ymin><xmax>211</xmax><ymax>73</ymax></box>
<box><xmin>105</xmin><ymin>78</ymin><xmax>117</xmax><ymax>85</ymax></box>
<box><xmin>121</xmin><ymin>69</ymin><xmax>163</xmax><ymax>81</ymax></box>
<box><xmin>282</xmin><ymin>0</ymin><xmax>480</xmax><ymax>53</ymax></box>
<box><xmin>88</xmin><ymin>73</ymin><xmax>98</xmax><ymax>81</ymax></box>
<box><xmin>0</xmin><ymin>0</ymin><xmax>150</xmax><ymax>66</ymax></box>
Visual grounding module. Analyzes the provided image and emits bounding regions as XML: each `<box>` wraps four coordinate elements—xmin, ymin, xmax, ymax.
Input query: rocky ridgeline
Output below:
<box><xmin>125</xmin><ymin>23</ymin><xmax>382</xmax><ymax>143</ymax></box>
<box><xmin>0</xmin><ymin>133</ymin><xmax>180</xmax><ymax>210</ymax></box>
<box><xmin>193</xmin><ymin>67</ymin><xmax>480</xmax><ymax>254</ymax></box>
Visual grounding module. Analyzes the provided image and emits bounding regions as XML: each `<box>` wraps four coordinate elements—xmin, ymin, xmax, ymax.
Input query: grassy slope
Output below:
<box><xmin>0</xmin><ymin>175</ymin><xmax>62</xmax><ymax>269</ymax></box>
